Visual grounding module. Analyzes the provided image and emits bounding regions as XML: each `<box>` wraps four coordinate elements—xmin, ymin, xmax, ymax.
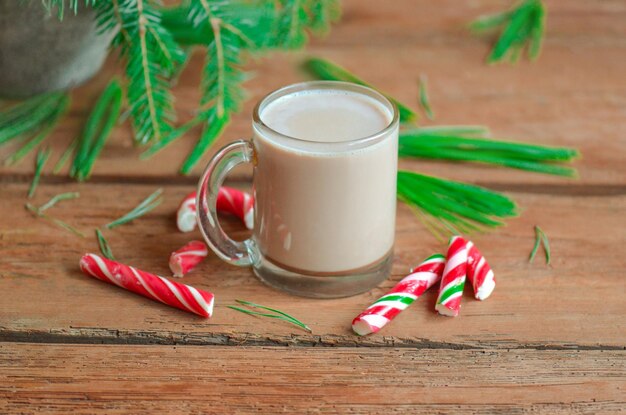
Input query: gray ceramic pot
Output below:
<box><xmin>0</xmin><ymin>2</ymin><xmax>112</xmax><ymax>99</ymax></box>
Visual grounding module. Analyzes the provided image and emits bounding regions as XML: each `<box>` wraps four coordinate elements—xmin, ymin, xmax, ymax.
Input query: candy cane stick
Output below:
<box><xmin>80</xmin><ymin>253</ymin><xmax>214</xmax><ymax>318</ymax></box>
<box><xmin>169</xmin><ymin>240</ymin><xmax>209</xmax><ymax>277</ymax></box>
<box><xmin>176</xmin><ymin>187</ymin><xmax>254</xmax><ymax>232</ymax></box>
<box><xmin>466</xmin><ymin>241</ymin><xmax>496</xmax><ymax>300</ymax></box>
<box><xmin>352</xmin><ymin>254</ymin><xmax>446</xmax><ymax>335</ymax></box>
<box><xmin>435</xmin><ymin>236</ymin><xmax>468</xmax><ymax>317</ymax></box>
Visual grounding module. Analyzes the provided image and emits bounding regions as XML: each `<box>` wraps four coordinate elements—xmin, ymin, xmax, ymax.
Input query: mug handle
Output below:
<box><xmin>197</xmin><ymin>139</ymin><xmax>257</xmax><ymax>267</ymax></box>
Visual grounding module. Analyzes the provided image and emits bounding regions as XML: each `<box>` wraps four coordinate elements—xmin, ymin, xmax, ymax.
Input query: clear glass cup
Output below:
<box><xmin>197</xmin><ymin>81</ymin><xmax>399</xmax><ymax>298</ymax></box>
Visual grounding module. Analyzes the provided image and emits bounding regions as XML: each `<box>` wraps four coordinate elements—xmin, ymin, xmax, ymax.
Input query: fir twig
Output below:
<box><xmin>28</xmin><ymin>147</ymin><xmax>52</xmax><ymax>199</ymax></box>
<box><xmin>229</xmin><ymin>299</ymin><xmax>312</xmax><ymax>333</ymax></box>
<box><xmin>470</xmin><ymin>0</ymin><xmax>547</xmax><ymax>64</ymax></box>
<box><xmin>95</xmin><ymin>229</ymin><xmax>115</xmax><ymax>260</ymax></box>
<box><xmin>71</xmin><ymin>80</ymin><xmax>123</xmax><ymax>181</ymax></box>
<box><xmin>304</xmin><ymin>57</ymin><xmax>418</xmax><ymax>123</ymax></box>
<box><xmin>418</xmin><ymin>75</ymin><xmax>434</xmax><ymax>120</ymax></box>
<box><xmin>95</xmin><ymin>0</ymin><xmax>184</xmax><ymax>144</ymax></box>
<box><xmin>172</xmin><ymin>5</ymin><xmax>247</xmax><ymax>174</ymax></box>
<box><xmin>397</xmin><ymin>170</ymin><xmax>518</xmax><ymax>235</ymax></box>
<box><xmin>105</xmin><ymin>188</ymin><xmax>163</xmax><ymax>229</ymax></box>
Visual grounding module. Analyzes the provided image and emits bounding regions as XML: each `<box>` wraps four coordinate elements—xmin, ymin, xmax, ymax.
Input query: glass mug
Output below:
<box><xmin>197</xmin><ymin>81</ymin><xmax>399</xmax><ymax>298</ymax></box>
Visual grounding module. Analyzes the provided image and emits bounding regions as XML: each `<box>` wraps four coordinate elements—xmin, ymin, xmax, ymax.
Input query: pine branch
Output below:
<box><xmin>153</xmin><ymin>0</ymin><xmax>248</xmax><ymax>174</ymax></box>
<box><xmin>96</xmin><ymin>0</ymin><xmax>184</xmax><ymax>145</ymax></box>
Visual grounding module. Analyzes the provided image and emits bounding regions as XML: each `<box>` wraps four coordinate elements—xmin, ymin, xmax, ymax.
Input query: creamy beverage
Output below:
<box><xmin>252</xmin><ymin>87</ymin><xmax>398</xmax><ymax>273</ymax></box>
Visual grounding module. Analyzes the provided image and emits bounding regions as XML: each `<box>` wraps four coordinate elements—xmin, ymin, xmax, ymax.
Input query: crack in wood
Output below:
<box><xmin>1</xmin><ymin>172</ymin><xmax>625</xmax><ymax>196</ymax></box>
<box><xmin>1</xmin><ymin>328</ymin><xmax>624</xmax><ymax>351</ymax></box>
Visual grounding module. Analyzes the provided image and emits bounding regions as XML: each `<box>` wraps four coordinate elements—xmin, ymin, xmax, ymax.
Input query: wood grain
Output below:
<box><xmin>1</xmin><ymin>182</ymin><xmax>624</xmax><ymax>348</ymax></box>
<box><xmin>1</xmin><ymin>1</ymin><xmax>625</xmax><ymax>413</ymax></box>
<box><xmin>1</xmin><ymin>343</ymin><xmax>624</xmax><ymax>414</ymax></box>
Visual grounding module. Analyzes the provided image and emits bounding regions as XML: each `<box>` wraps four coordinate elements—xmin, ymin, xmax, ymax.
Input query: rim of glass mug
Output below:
<box><xmin>252</xmin><ymin>80</ymin><xmax>399</xmax><ymax>153</ymax></box>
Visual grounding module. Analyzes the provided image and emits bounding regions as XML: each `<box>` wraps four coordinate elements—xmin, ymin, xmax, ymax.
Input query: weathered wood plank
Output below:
<box><xmin>1</xmin><ymin>343</ymin><xmax>624</xmax><ymax>414</ymax></box>
<box><xmin>0</xmin><ymin>0</ymin><xmax>624</xmax><ymax>185</ymax></box>
<box><xmin>1</xmin><ymin>182</ymin><xmax>624</xmax><ymax>348</ymax></box>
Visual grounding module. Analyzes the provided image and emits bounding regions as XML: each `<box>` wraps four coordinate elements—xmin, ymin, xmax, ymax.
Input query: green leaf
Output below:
<box><xmin>304</xmin><ymin>57</ymin><xmax>418</xmax><ymax>123</ymax></box>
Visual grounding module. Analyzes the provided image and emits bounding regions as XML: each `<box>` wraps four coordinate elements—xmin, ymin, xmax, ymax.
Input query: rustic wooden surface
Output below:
<box><xmin>1</xmin><ymin>0</ymin><xmax>625</xmax><ymax>413</ymax></box>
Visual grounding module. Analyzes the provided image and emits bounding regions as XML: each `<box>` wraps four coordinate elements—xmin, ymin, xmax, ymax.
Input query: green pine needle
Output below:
<box><xmin>26</xmin><ymin>193</ymin><xmax>84</xmax><ymax>237</ymax></box>
<box><xmin>105</xmin><ymin>188</ymin><xmax>164</xmax><ymax>229</ymax></box>
<box><xmin>399</xmin><ymin>129</ymin><xmax>579</xmax><ymax>176</ymax></box>
<box><xmin>397</xmin><ymin>170</ymin><xmax>518</xmax><ymax>236</ymax></box>
<box><xmin>470</xmin><ymin>0</ymin><xmax>547</xmax><ymax>64</ymax></box>
<box><xmin>39</xmin><ymin>192</ymin><xmax>80</xmax><ymax>212</ymax></box>
<box><xmin>179</xmin><ymin>112</ymin><xmax>230</xmax><ymax>175</ymax></box>
<box><xmin>95</xmin><ymin>229</ymin><xmax>115</xmax><ymax>260</ymax></box>
<box><xmin>4</xmin><ymin>95</ymin><xmax>70</xmax><ymax>166</ymax></box>
<box><xmin>70</xmin><ymin>79</ymin><xmax>123</xmax><ymax>181</ymax></box>
<box><xmin>229</xmin><ymin>299</ymin><xmax>312</xmax><ymax>333</ymax></box>
<box><xmin>28</xmin><ymin>147</ymin><xmax>52</xmax><ymax>199</ymax></box>
<box><xmin>0</xmin><ymin>93</ymin><xmax>64</xmax><ymax>146</ymax></box>
<box><xmin>418</xmin><ymin>75</ymin><xmax>434</xmax><ymax>120</ymax></box>
<box><xmin>304</xmin><ymin>57</ymin><xmax>418</xmax><ymax>123</ymax></box>
<box><xmin>529</xmin><ymin>225</ymin><xmax>551</xmax><ymax>264</ymax></box>
<box><xmin>53</xmin><ymin>138</ymin><xmax>78</xmax><ymax>174</ymax></box>
<box><xmin>41</xmin><ymin>0</ymin><xmax>96</xmax><ymax>20</ymax></box>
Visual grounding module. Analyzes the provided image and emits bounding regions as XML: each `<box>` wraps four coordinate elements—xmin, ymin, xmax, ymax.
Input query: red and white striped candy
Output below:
<box><xmin>216</xmin><ymin>186</ymin><xmax>254</xmax><ymax>230</ymax></box>
<box><xmin>435</xmin><ymin>236</ymin><xmax>468</xmax><ymax>317</ymax></box>
<box><xmin>80</xmin><ymin>253</ymin><xmax>214</xmax><ymax>318</ymax></box>
<box><xmin>176</xmin><ymin>192</ymin><xmax>197</xmax><ymax>232</ymax></box>
<box><xmin>176</xmin><ymin>187</ymin><xmax>254</xmax><ymax>232</ymax></box>
<box><xmin>466</xmin><ymin>241</ymin><xmax>496</xmax><ymax>300</ymax></box>
<box><xmin>352</xmin><ymin>254</ymin><xmax>446</xmax><ymax>336</ymax></box>
<box><xmin>169</xmin><ymin>240</ymin><xmax>209</xmax><ymax>278</ymax></box>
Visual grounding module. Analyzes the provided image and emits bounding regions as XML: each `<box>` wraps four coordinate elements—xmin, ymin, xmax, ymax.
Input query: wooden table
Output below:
<box><xmin>1</xmin><ymin>1</ymin><xmax>625</xmax><ymax>413</ymax></box>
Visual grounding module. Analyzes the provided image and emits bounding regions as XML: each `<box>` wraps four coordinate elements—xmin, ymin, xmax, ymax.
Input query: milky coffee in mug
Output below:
<box><xmin>197</xmin><ymin>81</ymin><xmax>399</xmax><ymax>298</ymax></box>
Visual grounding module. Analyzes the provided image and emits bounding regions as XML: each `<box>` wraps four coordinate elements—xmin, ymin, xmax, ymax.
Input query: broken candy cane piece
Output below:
<box><xmin>466</xmin><ymin>240</ymin><xmax>496</xmax><ymax>301</ymax></box>
<box><xmin>169</xmin><ymin>240</ymin><xmax>209</xmax><ymax>278</ymax></box>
